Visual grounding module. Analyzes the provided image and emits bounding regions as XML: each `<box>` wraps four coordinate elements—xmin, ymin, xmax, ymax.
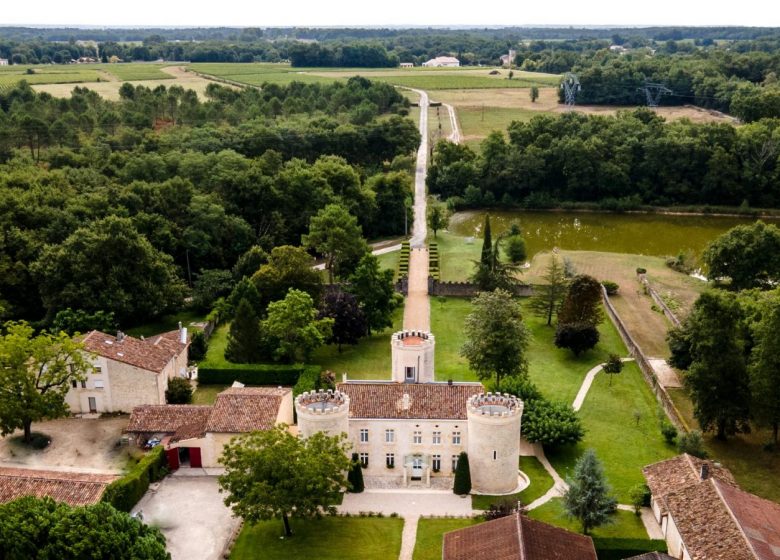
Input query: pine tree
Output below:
<box><xmin>563</xmin><ymin>449</ymin><xmax>617</xmax><ymax>534</ymax></box>
<box><xmin>348</xmin><ymin>452</ymin><xmax>364</xmax><ymax>493</ymax></box>
<box><xmin>529</xmin><ymin>254</ymin><xmax>568</xmax><ymax>326</ymax></box>
<box><xmin>225</xmin><ymin>298</ymin><xmax>263</xmax><ymax>363</ymax></box>
<box><xmin>453</xmin><ymin>452</ymin><xmax>472</xmax><ymax>495</ymax></box>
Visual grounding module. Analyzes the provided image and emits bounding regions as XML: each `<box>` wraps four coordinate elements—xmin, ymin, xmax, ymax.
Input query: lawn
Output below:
<box><xmin>472</xmin><ymin>455</ymin><xmax>554</xmax><ymax>510</ymax></box>
<box><xmin>125</xmin><ymin>309</ymin><xmax>207</xmax><ymax>338</ymax></box>
<box><xmin>0</xmin><ymin>67</ymin><xmax>102</xmax><ymax>87</ymax></box>
<box><xmin>430</xmin><ymin>232</ymin><xmax>481</xmax><ymax>283</ymax></box>
<box><xmin>412</xmin><ymin>518</ymin><xmax>480</xmax><ymax>560</ymax></box>
<box><xmin>528</xmin><ymin>498</ymin><xmax>649</xmax><ymax>539</ymax></box>
<box><xmin>230</xmin><ymin>516</ymin><xmax>403</xmax><ymax>560</ymax></box>
<box><xmin>192</xmin><ymin>384</ymin><xmax>227</xmax><ymax>405</ymax></box>
<box><xmin>311</xmin><ymin>305</ymin><xmax>404</xmax><ymax>380</ymax></box>
<box><xmin>546</xmin><ymin>362</ymin><xmax>677</xmax><ymax>503</ymax></box>
<box><xmin>200</xmin><ymin>323</ymin><xmax>229</xmax><ymax>367</ymax></box>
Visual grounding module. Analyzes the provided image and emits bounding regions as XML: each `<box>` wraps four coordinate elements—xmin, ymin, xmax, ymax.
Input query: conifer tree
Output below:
<box><xmin>453</xmin><ymin>452</ymin><xmax>472</xmax><ymax>495</ymax></box>
<box><xmin>348</xmin><ymin>453</ymin><xmax>365</xmax><ymax>493</ymax></box>
<box><xmin>225</xmin><ymin>298</ymin><xmax>263</xmax><ymax>363</ymax></box>
<box><xmin>563</xmin><ymin>449</ymin><xmax>617</xmax><ymax>534</ymax></box>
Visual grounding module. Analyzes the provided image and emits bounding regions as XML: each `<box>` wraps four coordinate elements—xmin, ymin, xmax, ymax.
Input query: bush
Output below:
<box><xmin>198</xmin><ymin>364</ymin><xmax>318</xmax><ymax>386</ymax></box>
<box><xmin>504</xmin><ymin>235</ymin><xmax>527</xmax><ymax>264</ymax></box>
<box><xmin>483</xmin><ymin>498</ymin><xmax>523</xmax><ymax>520</ymax></box>
<box><xmin>453</xmin><ymin>452</ymin><xmax>471</xmax><ymax>495</ymax></box>
<box><xmin>601</xmin><ymin>280</ymin><xmax>619</xmax><ymax>295</ymax></box>
<box><xmin>677</xmin><ymin>430</ymin><xmax>708</xmax><ymax>458</ymax></box>
<box><xmin>292</xmin><ymin>366</ymin><xmax>331</xmax><ymax>396</ymax></box>
<box><xmin>592</xmin><ymin>538</ymin><xmax>667</xmax><ymax>560</ymax></box>
<box><xmin>189</xmin><ymin>330</ymin><xmax>208</xmax><ymax>361</ymax></box>
<box><xmin>521</xmin><ymin>399</ymin><xmax>585</xmax><ymax>447</ymax></box>
<box><xmin>165</xmin><ymin>377</ymin><xmax>193</xmax><ymax>404</ymax></box>
<box><xmin>555</xmin><ymin>322</ymin><xmax>600</xmax><ymax>356</ymax></box>
<box><xmin>629</xmin><ymin>483</ymin><xmax>651</xmax><ymax>515</ymax></box>
<box><xmin>102</xmin><ymin>446</ymin><xmax>167</xmax><ymax>512</ymax></box>
<box><xmin>348</xmin><ymin>453</ymin><xmax>364</xmax><ymax>493</ymax></box>
<box><xmin>636</xmin><ymin>267</ymin><xmax>647</xmax><ymax>274</ymax></box>
<box><xmin>660</xmin><ymin>421</ymin><xmax>678</xmax><ymax>445</ymax></box>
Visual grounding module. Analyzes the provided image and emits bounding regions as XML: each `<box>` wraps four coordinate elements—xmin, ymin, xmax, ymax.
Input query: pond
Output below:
<box><xmin>449</xmin><ymin>210</ymin><xmax>774</xmax><ymax>259</ymax></box>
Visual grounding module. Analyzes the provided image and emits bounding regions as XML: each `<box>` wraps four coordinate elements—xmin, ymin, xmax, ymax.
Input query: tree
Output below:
<box><xmin>32</xmin><ymin>216</ymin><xmax>186</xmax><ymax>324</ymax></box>
<box><xmin>192</xmin><ymin>269</ymin><xmax>234</xmax><ymax>312</ymax></box>
<box><xmin>504</xmin><ymin>235</ymin><xmax>527</xmax><ymax>264</ymax></box>
<box><xmin>189</xmin><ymin>330</ymin><xmax>208</xmax><ymax>361</ymax></box>
<box><xmin>232</xmin><ymin>245</ymin><xmax>268</xmax><ymax>281</ymax></box>
<box><xmin>0</xmin><ymin>322</ymin><xmax>91</xmax><ymax>444</ymax></box>
<box><xmin>347</xmin><ymin>453</ymin><xmax>364</xmax><ymax>493</ymax></box>
<box><xmin>227</xmin><ymin>277</ymin><xmax>263</xmax><ymax>318</ymax></box>
<box><xmin>602</xmin><ymin>354</ymin><xmax>624</xmax><ymax>386</ymax></box>
<box><xmin>471</xmin><ymin>216</ymin><xmax>518</xmax><ymax>292</ymax></box>
<box><xmin>427</xmin><ymin>200</ymin><xmax>448</xmax><ymax>239</ymax></box>
<box><xmin>453</xmin><ymin>452</ymin><xmax>471</xmax><ymax>495</ymax></box>
<box><xmin>529</xmin><ymin>255</ymin><xmax>568</xmax><ymax>326</ymax></box>
<box><xmin>683</xmin><ymin>291</ymin><xmax>750</xmax><ymax>440</ymax></box>
<box><xmin>219</xmin><ymin>425</ymin><xmax>352</xmax><ymax>537</ymax></box>
<box><xmin>677</xmin><ymin>430</ymin><xmax>708</xmax><ymax>458</ymax></box>
<box><xmin>563</xmin><ymin>449</ymin><xmax>617</xmax><ymax>534</ymax></box>
<box><xmin>461</xmin><ymin>289</ymin><xmax>530</xmax><ymax>389</ymax></box>
<box><xmin>50</xmin><ymin>309</ymin><xmax>117</xmax><ymax>336</ymax></box>
<box><xmin>554</xmin><ymin>322</ymin><xmax>600</xmax><ymax>356</ymax></box>
<box><xmin>703</xmin><ymin>221</ymin><xmax>780</xmax><ymax>290</ymax></box>
<box><xmin>0</xmin><ymin>497</ymin><xmax>170</xmax><ymax>560</ymax></box>
<box><xmin>319</xmin><ymin>289</ymin><xmax>367</xmax><ymax>351</ymax></box>
<box><xmin>521</xmin><ymin>399</ymin><xmax>585</xmax><ymax>447</ymax></box>
<box><xmin>252</xmin><ymin>245</ymin><xmax>323</xmax><ymax>312</ymax></box>
<box><xmin>558</xmin><ymin>275</ymin><xmax>604</xmax><ymax>327</ymax></box>
<box><xmin>348</xmin><ymin>254</ymin><xmax>398</xmax><ymax>335</ymax></box>
<box><xmin>530</xmin><ymin>86</ymin><xmax>540</xmax><ymax>103</ymax></box>
<box><xmin>302</xmin><ymin>204</ymin><xmax>368</xmax><ymax>284</ymax></box>
<box><xmin>166</xmin><ymin>377</ymin><xmax>193</xmax><ymax>404</ymax></box>
<box><xmin>262</xmin><ymin>289</ymin><xmax>334</xmax><ymax>363</ymax></box>
<box><xmin>748</xmin><ymin>299</ymin><xmax>780</xmax><ymax>446</ymax></box>
<box><xmin>225</xmin><ymin>298</ymin><xmax>264</xmax><ymax>364</ymax></box>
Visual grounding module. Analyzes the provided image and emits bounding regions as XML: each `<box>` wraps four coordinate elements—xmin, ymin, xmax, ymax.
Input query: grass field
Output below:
<box><xmin>99</xmin><ymin>63</ymin><xmax>173</xmax><ymax>81</ymax></box>
<box><xmin>230</xmin><ymin>517</ymin><xmax>403</xmax><ymax>560</ymax></box>
<box><xmin>528</xmin><ymin>499</ymin><xmax>649</xmax><ymax>538</ymax></box>
<box><xmin>0</xmin><ymin>67</ymin><xmax>102</xmax><ymax>88</ymax></box>
<box><xmin>471</xmin><ymin>455</ymin><xmax>554</xmax><ymax>510</ymax></box>
<box><xmin>412</xmin><ymin>518</ymin><xmax>480</xmax><ymax>560</ymax></box>
<box><xmin>200</xmin><ymin>323</ymin><xmax>230</xmax><ymax>367</ymax></box>
<box><xmin>191</xmin><ymin>384</ymin><xmax>227</xmax><ymax>405</ymax></box>
<box><xmin>125</xmin><ymin>309</ymin><xmax>206</xmax><ymax>338</ymax></box>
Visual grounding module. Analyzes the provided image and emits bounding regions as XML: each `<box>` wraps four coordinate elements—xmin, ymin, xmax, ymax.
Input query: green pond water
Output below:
<box><xmin>449</xmin><ymin>210</ymin><xmax>774</xmax><ymax>259</ymax></box>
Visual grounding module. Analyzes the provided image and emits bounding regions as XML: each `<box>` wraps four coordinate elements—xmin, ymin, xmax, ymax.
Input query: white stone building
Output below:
<box><xmin>0</xmin><ymin>59</ymin><xmax>8</xmax><ymax>66</ymax></box>
<box><xmin>296</xmin><ymin>329</ymin><xmax>523</xmax><ymax>494</ymax></box>
<box><xmin>422</xmin><ymin>56</ymin><xmax>460</xmax><ymax>67</ymax></box>
<box><xmin>66</xmin><ymin>327</ymin><xmax>189</xmax><ymax>414</ymax></box>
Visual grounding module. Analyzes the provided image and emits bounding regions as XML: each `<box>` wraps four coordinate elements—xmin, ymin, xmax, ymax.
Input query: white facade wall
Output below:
<box><xmin>664</xmin><ymin>514</ymin><xmax>689</xmax><ymax>560</ymax></box>
<box><xmin>391</xmin><ymin>331</ymin><xmax>435</xmax><ymax>383</ymax></box>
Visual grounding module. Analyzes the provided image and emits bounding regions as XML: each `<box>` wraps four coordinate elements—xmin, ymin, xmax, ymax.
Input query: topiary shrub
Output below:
<box><xmin>521</xmin><ymin>399</ymin><xmax>585</xmax><ymax>447</ymax></box>
<box><xmin>348</xmin><ymin>453</ymin><xmax>364</xmax><ymax>493</ymax></box>
<box><xmin>453</xmin><ymin>452</ymin><xmax>471</xmax><ymax>495</ymax></box>
<box><xmin>601</xmin><ymin>280</ymin><xmax>619</xmax><ymax>295</ymax></box>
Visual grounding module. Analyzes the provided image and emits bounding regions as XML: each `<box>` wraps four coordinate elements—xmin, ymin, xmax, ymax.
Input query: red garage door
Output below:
<box><xmin>166</xmin><ymin>448</ymin><xmax>179</xmax><ymax>470</ymax></box>
<box><xmin>189</xmin><ymin>447</ymin><xmax>202</xmax><ymax>468</ymax></box>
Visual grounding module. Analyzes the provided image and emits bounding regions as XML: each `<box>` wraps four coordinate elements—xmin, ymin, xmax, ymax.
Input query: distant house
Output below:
<box><xmin>643</xmin><ymin>453</ymin><xmax>780</xmax><ymax>560</ymax></box>
<box><xmin>500</xmin><ymin>49</ymin><xmax>517</xmax><ymax>66</ymax></box>
<box><xmin>0</xmin><ymin>58</ymin><xmax>8</xmax><ymax>66</ymax></box>
<box><xmin>443</xmin><ymin>512</ymin><xmax>598</xmax><ymax>560</ymax></box>
<box><xmin>400</xmin><ymin>62</ymin><xmax>414</xmax><ymax>68</ymax></box>
<box><xmin>609</xmin><ymin>45</ymin><xmax>628</xmax><ymax>54</ymax></box>
<box><xmin>125</xmin><ymin>386</ymin><xmax>294</xmax><ymax>469</ymax></box>
<box><xmin>0</xmin><ymin>467</ymin><xmax>116</xmax><ymax>506</ymax></box>
<box><xmin>422</xmin><ymin>56</ymin><xmax>460</xmax><ymax>67</ymax></box>
<box><xmin>66</xmin><ymin>327</ymin><xmax>190</xmax><ymax>414</ymax></box>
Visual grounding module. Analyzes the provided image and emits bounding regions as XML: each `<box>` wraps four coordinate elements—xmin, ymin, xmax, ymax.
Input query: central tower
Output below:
<box><xmin>391</xmin><ymin>330</ymin><xmax>435</xmax><ymax>383</ymax></box>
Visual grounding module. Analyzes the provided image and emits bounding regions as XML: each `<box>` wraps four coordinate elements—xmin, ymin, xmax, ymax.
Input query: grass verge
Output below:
<box><xmin>412</xmin><ymin>518</ymin><xmax>479</xmax><ymax>560</ymax></box>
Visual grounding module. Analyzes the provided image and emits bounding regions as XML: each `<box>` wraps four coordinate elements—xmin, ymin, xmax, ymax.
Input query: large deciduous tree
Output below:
<box><xmin>262</xmin><ymin>289</ymin><xmax>334</xmax><ymax>363</ymax></box>
<box><xmin>460</xmin><ymin>289</ymin><xmax>530</xmax><ymax>389</ymax></box>
<box><xmin>703</xmin><ymin>221</ymin><xmax>780</xmax><ymax>290</ymax></box>
<box><xmin>252</xmin><ymin>245</ymin><xmax>323</xmax><ymax>311</ymax></box>
<box><xmin>347</xmin><ymin>254</ymin><xmax>398</xmax><ymax>335</ymax></box>
<box><xmin>32</xmin><ymin>216</ymin><xmax>186</xmax><ymax>324</ymax></box>
<box><xmin>219</xmin><ymin>425</ymin><xmax>352</xmax><ymax>537</ymax></box>
<box><xmin>748</xmin><ymin>299</ymin><xmax>780</xmax><ymax>446</ymax></box>
<box><xmin>0</xmin><ymin>322</ymin><xmax>91</xmax><ymax>444</ymax></box>
<box><xmin>563</xmin><ymin>449</ymin><xmax>617</xmax><ymax>534</ymax></box>
<box><xmin>302</xmin><ymin>204</ymin><xmax>368</xmax><ymax>284</ymax></box>
<box><xmin>319</xmin><ymin>288</ymin><xmax>367</xmax><ymax>352</ymax></box>
<box><xmin>529</xmin><ymin>254</ymin><xmax>568</xmax><ymax>326</ymax></box>
<box><xmin>557</xmin><ymin>274</ymin><xmax>604</xmax><ymax>326</ymax></box>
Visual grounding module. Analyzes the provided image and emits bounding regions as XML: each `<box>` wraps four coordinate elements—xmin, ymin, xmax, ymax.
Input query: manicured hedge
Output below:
<box><xmin>198</xmin><ymin>364</ymin><xmax>309</xmax><ymax>385</ymax></box>
<box><xmin>292</xmin><ymin>366</ymin><xmax>324</xmax><ymax>396</ymax></box>
<box><xmin>593</xmin><ymin>538</ymin><xmax>667</xmax><ymax>560</ymax></box>
<box><xmin>102</xmin><ymin>446</ymin><xmax>167</xmax><ymax>512</ymax></box>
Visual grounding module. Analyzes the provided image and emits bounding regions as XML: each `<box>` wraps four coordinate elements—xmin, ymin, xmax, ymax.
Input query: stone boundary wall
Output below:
<box><xmin>427</xmin><ymin>278</ymin><xmax>533</xmax><ymax>298</ymax></box>
<box><xmin>601</xmin><ymin>286</ymin><xmax>687</xmax><ymax>431</ymax></box>
<box><xmin>638</xmin><ymin>274</ymin><xmax>682</xmax><ymax>328</ymax></box>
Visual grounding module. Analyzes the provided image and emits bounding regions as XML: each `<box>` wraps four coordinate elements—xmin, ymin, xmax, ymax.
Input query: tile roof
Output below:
<box><xmin>442</xmin><ymin>513</ymin><xmax>598</xmax><ymax>560</ymax></box>
<box><xmin>623</xmin><ymin>554</ymin><xmax>676</xmax><ymax>560</ymax></box>
<box><xmin>206</xmin><ymin>387</ymin><xmax>290</xmax><ymax>433</ymax></box>
<box><xmin>642</xmin><ymin>453</ymin><xmax>737</xmax><ymax>514</ymax></box>
<box><xmin>81</xmin><ymin>329</ymin><xmax>188</xmax><ymax>374</ymax></box>
<box><xmin>0</xmin><ymin>467</ymin><xmax>117</xmax><ymax>506</ymax></box>
<box><xmin>716</xmin><ymin>479</ymin><xmax>780</xmax><ymax>560</ymax></box>
<box><xmin>125</xmin><ymin>405</ymin><xmax>212</xmax><ymax>442</ymax></box>
<box><xmin>337</xmin><ymin>382</ymin><xmax>484</xmax><ymax>420</ymax></box>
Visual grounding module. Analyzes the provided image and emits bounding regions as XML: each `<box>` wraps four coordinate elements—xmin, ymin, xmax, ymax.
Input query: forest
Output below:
<box><xmin>0</xmin><ymin>78</ymin><xmax>419</xmax><ymax>326</ymax></box>
<box><xmin>427</xmin><ymin>109</ymin><xmax>780</xmax><ymax>210</ymax></box>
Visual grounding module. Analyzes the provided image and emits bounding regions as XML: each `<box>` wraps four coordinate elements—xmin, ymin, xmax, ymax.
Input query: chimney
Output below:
<box><xmin>116</xmin><ymin>331</ymin><xmax>124</xmax><ymax>343</ymax></box>
<box><xmin>342</xmin><ymin>372</ymin><xmax>348</xmax><ymax>383</ymax></box>
<box><xmin>700</xmin><ymin>463</ymin><xmax>709</xmax><ymax>481</ymax></box>
<box><xmin>402</xmin><ymin>393</ymin><xmax>411</xmax><ymax>411</ymax></box>
<box><xmin>180</xmin><ymin>327</ymin><xmax>187</xmax><ymax>344</ymax></box>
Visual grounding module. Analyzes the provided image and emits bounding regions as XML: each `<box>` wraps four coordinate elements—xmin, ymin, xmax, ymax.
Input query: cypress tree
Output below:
<box><xmin>562</xmin><ymin>449</ymin><xmax>617</xmax><ymax>534</ymax></box>
<box><xmin>480</xmin><ymin>215</ymin><xmax>492</xmax><ymax>268</ymax></box>
<box><xmin>348</xmin><ymin>452</ymin><xmax>364</xmax><ymax>493</ymax></box>
<box><xmin>453</xmin><ymin>452</ymin><xmax>471</xmax><ymax>495</ymax></box>
<box><xmin>225</xmin><ymin>298</ymin><xmax>263</xmax><ymax>363</ymax></box>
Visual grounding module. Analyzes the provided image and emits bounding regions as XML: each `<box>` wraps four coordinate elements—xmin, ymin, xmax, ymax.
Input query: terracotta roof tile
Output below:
<box><xmin>125</xmin><ymin>405</ymin><xmax>212</xmax><ymax>442</ymax></box>
<box><xmin>0</xmin><ymin>467</ymin><xmax>117</xmax><ymax>506</ymax></box>
<box><xmin>623</xmin><ymin>554</ymin><xmax>676</xmax><ymax>560</ymax></box>
<box><xmin>716</xmin><ymin>479</ymin><xmax>780</xmax><ymax>560</ymax></box>
<box><xmin>443</xmin><ymin>513</ymin><xmax>597</xmax><ymax>560</ymax></box>
<box><xmin>81</xmin><ymin>329</ymin><xmax>187</xmax><ymax>374</ymax></box>
<box><xmin>642</xmin><ymin>453</ymin><xmax>737</xmax><ymax>514</ymax></box>
<box><xmin>205</xmin><ymin>387</ymin><xmax>290</xmax><ymax>433</ymax></box>
<box><xmin>337</xmin><ymin>382</ymin><xmax>484</xmax><ymax>420</ymax></box>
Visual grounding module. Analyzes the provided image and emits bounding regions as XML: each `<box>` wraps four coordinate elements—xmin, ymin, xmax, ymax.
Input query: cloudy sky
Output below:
<box><xmin>3</xmin><ymin>0</ymin><xmax>779</xmax><ymax>27</ymax></box>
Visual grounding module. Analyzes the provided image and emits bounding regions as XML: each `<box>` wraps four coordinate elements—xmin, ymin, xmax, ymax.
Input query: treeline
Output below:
<box><xmin>427</xmin><ymin>110</ymin><xmax>780</xmax><ymax>210</ymax></box>
<box><xmin>288</xmin><ymin>43</ymin><xmax>397</xmax><ymax>68</ymax></box>
<box><xmin>0</xmin><ymin>79</ymin><xmax>418</xmax><ymax>324</ymax></box>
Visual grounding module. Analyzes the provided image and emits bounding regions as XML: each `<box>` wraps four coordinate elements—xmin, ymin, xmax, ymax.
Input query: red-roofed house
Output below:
<box><xmin>66</xmin><ymin>327</ymin><xmax>190</xmax><ymax>414</ymax></box>
<box><xmin>0</xmin><ymin>467</ymin><xmax>117</xmax><ymax>506</ymax></box>
<box><xmin>125</xmin><ymin>386</ymin><xmax>293</xmax><ymax>468</ymax></box>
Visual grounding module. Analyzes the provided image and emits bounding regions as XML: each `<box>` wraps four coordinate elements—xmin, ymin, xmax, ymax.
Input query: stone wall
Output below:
<box><xmin>428</xmin><ymin>277</ymin><xmax>533</xmax><ymax>297</ymax></box>
<box><xmin>638</xmin><ymin>274</ymin><xmax>682</xmax><ymax>327</ymax></box>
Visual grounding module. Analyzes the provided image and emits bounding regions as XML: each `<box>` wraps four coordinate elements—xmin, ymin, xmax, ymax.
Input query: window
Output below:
<box><xmin>386</xmin><ymin>453</ymin><xmax>395</xmax><ymax>468</ymax></box>
<box><xmin>405</xmin><ymin>366</ymin><xmax>415</xmax><ymax>381</ymax></box>
<box><xmin>432</xmin><ymin>431</ymin><xmax>441</xmax><ymax>445</ymax></box>
<box><xmin>80</xmin><ymin>380</ymin><xmax>87</xmax><ymax>389</ymax></box>
<box><xmin>493</xmin><ymin>450</ymin><xmax>497</xmax><ymax>461</ymax></box>
<box><xmin>94</xmin><ymin>379</ymin><xmax>104</xmax><ymax>389</ymax></box>
<box><xmin>94</xmin><ymin>366</ymin><xmax>102</xmax><ymax>374</ymax></box>
<box><xmin>413</xmin><ymin>431</ymin><xmax>422</xmax><ymax>444</ymax></box>
<box><xmin>452</xmin><ymin>455</ymin><xmax>459</xmax><ymax>472</ymax></box>
<box><xmin>433</xmin><ymin>454</ymin><xmax>441</xmax><ymax>472</ymax></box>
<box><xmin>359</xmin><ymin>453</ymin><xmax>369</xmax><ymax>468</ymax></box>
<box><xmin>452</xmin><ymin>431</ymin><xmax>461</xmax><ymax>445</ymax></box>
<box><xmin>385</xmin><ymin>429</ymin><xmax>395</xmax><ymax>443</ymax></box>
<box><xmin>359</xmin><ymin>429</ymin><xmax>369</xmax><ymax>443</ymax></box>
<box><xmin>71</xmin><ymin>380</ymin><xmax>77</xmax><ymax>389</ymax></box>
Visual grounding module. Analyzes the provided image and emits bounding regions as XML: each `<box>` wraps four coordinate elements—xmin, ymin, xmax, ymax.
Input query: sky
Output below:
<box><xmin>3</xmin><ymin>0</ymin><xmax>779</xmax><ymax>28</ymax></box>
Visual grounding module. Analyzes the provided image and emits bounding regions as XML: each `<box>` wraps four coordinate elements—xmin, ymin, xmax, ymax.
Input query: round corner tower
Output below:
<box><xmin>391</xmin><ymin>330</ymin><xmax>435</xmax><ymax>383</ymax></box>
<box><xmin>295</xmin><ymin>390</ymin><xmax>350</xmax><ymax>439</ymax></box>
<box><xmin>466</xmin><ymin>393</ymin><xmax>524</xmax><ymax>494</ymax></box>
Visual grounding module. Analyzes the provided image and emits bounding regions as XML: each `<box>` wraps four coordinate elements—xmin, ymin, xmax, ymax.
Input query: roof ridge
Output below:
<box><xmin>516</xmin><ymin>512</ymin><xmax>526</xmax><ymax>560</ymax></box>
<box><xmin>711</xmin><ymin>479</ymin><xmax>761</xmax><ymax>560</ymax></box>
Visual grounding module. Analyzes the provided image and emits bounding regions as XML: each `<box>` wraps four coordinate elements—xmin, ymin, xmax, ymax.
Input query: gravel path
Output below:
<box><xmin>403</xmin><ymin>247</ymin><xmax>430</xmax><ymax>331</ymax></box>
<box><xmin>408</xmin><ymin>88</ymin><xmax>429</xmax><ymax>248</ymax></box>
<box><xmin>399</xmin><ymin>516</ymin><xmax>420</xmax><ymax>560</ymax></box>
